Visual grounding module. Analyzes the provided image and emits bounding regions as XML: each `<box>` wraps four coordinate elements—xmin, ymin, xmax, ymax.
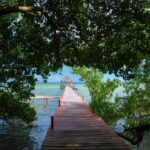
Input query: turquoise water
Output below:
<box><xmin>33</xmin><ymin>83</ymin><xmax>62</xmax><ymax>96</ymax></box>
<box><xmin>0</xmin><ymin>83</ymin><xmax>62</xmax><ymax>150</ymax></box>
<box><xmin>29</xmin><ymin>83</ymin><xmax>63</xmax><ymax>149</ymax></box>
<box><xmin>1</xmin><ymin>83</ymin><xmax>148</xmax><ymax>150</ymax></box>
<box><xmin>0</xmin><ymin>83</ymin><xmax>90</xmax><ymax>150</ymax></box>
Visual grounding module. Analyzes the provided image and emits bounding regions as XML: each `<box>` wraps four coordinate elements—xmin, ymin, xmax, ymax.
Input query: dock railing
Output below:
<box><xmin>30</xmin><ymin>95</ymin><xmax>61</xmax><ymax>106</ymax></box>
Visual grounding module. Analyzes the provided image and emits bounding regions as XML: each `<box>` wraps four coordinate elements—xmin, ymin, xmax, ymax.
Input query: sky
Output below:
<box><xmin>35</xmin><ymin>65</ymin><xmax>82</xmax><ymax>83</ymax></box>
<box><xmin>35</xmin><ymin>65</ymin><xmax>123</xmax><ymax>83</ymax></box>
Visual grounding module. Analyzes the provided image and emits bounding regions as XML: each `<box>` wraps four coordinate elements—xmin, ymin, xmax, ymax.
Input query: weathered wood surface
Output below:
<box><xmin>41</xmin><ymin>87</ymin><xmax>130</xmax><ymax>150</ymax></box>
<box><xmin>30</xmin><ymin>95</ymin><xmax>61</xmax><ymax>99</ymax></box>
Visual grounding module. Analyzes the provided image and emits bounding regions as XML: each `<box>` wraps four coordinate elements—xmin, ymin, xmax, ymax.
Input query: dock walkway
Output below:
<box><xmin>41</xmin><ymin>87</ymin><xmax>130</xmax><ymax>150</ymax></box>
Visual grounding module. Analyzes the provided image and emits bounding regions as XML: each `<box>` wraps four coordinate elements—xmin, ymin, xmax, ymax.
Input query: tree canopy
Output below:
<box><xmin>1</xmin><ymin>0</ymin><xmax>150</xmax><ymax>76</ymax></box>
<box><xmin>73</xmin><ymin>66</ymin><xmax>120</xmax><ymax>125</ymax></box>
<box><xmin>0</xmin><ymin>0</ymin><xmax>150</xmax><ymax>123</ymax></box>
<box><xmin>73</xmin><ymin>64</ymin><xmax>150</xmax><ymax>144</ymax></box>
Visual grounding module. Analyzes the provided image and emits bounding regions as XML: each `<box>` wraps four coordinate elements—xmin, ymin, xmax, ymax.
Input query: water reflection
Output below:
<box><xmin>0</xmin><ymin>120</ymin><xmax>37</xmax><ymax>150</ymax></box>
<box><xmin>0</xmin><ymin>98</ymin><xmax>60</xmax><ymax>150</ymax></box>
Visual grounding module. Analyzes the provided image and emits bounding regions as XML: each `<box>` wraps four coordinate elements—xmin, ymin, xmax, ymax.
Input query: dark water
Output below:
<box><xmin>0</xmin><ymin>83</ymin><xmax>62</xmax><ymax>150</ymax></box>
<box><xmin>0</xmin><ymin>83</ymin><xmax>90</xmax><ymax>150</ymax></box>
<box><xmin>0</xmin><ymin>83</ymin><xmax>149</xmax><ymax>150</ymax></box>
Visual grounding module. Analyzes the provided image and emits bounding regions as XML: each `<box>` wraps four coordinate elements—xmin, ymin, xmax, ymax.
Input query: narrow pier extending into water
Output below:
<box><xmin>31</xmin><ymin>96</ymin><xmax>61</xmax><ymax>107</ymax></box>
<box><xmin>41</xmin><ymin>87</ymin><xmax>130</xmax><ymax>150</ymax></box>
<box><xmin>31</xmin><ymin>96</ymin><xmax>61</xmax><ymax>99</ymax></box>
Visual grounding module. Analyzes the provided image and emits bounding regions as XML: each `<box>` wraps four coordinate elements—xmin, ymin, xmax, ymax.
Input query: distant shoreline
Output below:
<box><xmin>36</xmin><ymin>82</ymin><xmax>85</xmax><ymax>84</ymax></box>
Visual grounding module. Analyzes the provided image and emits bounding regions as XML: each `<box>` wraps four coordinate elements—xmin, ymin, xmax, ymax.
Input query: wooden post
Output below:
<box><xmin>44</xmin><ymin>98</ymin><xmax>48</xmax><ymax>107</ymax></box>
<box><xmin>46</xmin><ymin>98</ymin><xmax>48</xmax><ymax>106</ymax></box>
<box><xmin>44</xmin><ymin>98</ymin><xmax>46</xmax><ymax>106</ymax></box>
<box><xmin>58</xmin><ymin>100</ymin><xmax>61</xmax><ymax>107</ymax></box>
<box><xmin>51</xmin><ymin>116</ymin><xmax>54</xmax><ymax>129</ymax></box>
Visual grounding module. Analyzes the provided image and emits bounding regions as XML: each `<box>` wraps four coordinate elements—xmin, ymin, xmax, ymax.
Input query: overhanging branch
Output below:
<box><xmin>0</xmin><ymin>6</ymin><xmax>43</xmax><ymax>16</ymax></box>
<box><xmin>116</xmin><ymin>124</ymin><xmax>150</xmax><ymax>145</ymax></box>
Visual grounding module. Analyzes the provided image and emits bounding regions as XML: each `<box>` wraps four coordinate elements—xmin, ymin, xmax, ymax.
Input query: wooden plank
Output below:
<box><xmin>30</xmin><ymin>95</ymin><xmax>61</xmax><ymax>99</ymax></box>
<box><xmin>41</xmin><ymin>87</ymin><xmax>130</xmax><ymax>150</ymax></box>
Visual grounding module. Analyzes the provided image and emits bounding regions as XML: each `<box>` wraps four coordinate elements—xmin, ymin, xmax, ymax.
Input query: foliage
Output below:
<box><xmin>0</xmin><ymin>92</ymin><xmax>36</xmax><ymax>124</ymax></box>
<box><xmin>73</xmin><ymin>66</ymin><xmax>120</xmax><ymax>125</ymax></box>
<box><xmin>73</xmin><ymin>63</ymin><xmax>150</xmax><ymax>129</ymax></box>
<box><xmin>115</xmin><ymin>59</ymin><xmax>150</xmax><ymax>128</ymax></box>
<box><xmin>1</xmin><ymin>0</ymin><xmax>150</xmax><ymax>76</ymax></box>
<box><xmin>0</xmin><ymin>0</ymin><xmax>150</xmax><ymax>122</ymax></box>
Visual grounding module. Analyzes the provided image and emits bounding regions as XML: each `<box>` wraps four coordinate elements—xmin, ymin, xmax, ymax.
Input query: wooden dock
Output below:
<box><xmin>30</xmin><ymin>95</ymin><xmax>61</xmax><ymax>99</ymax></box>
<box><xmin>30</xmin><ymin>95</ymin><xmax>61</xmax><ymax>107</ymax></box>
<box><xmin>41</xmin><ymin>87</ymin><xmax>130</xmax><ymax>150</ymax></box>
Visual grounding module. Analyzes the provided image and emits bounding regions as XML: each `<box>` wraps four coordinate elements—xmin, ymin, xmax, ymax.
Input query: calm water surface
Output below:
<box><xmin>0</xmin><ymin>83</ymin><xmax>149</xmax><ymax>150</ymax></box>
<box><xmin>0</xmin><ymin>83</ymin><xmax>90</xmax><ymax>150</ymax></box>
<box><xmin>0</xmin><ymin>83</ymin><xmax>61</xmax><ymax>150</ymax></box>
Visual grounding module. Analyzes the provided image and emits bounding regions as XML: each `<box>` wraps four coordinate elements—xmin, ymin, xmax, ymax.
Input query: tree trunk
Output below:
<box><xmin>0</xmin><ymin>6</ymin><xmax>42</xmax><ymax>16</ymax></box>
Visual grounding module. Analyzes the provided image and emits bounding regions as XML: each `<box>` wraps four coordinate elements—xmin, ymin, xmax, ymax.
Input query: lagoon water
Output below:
<box><xmin>0</xmin><ymin>83</ymin><xmax>90</xmax><ymax>150</ymax></box>
<box><xmin>0</xmin><ymin>83</ymin><xmax>149</xmax><ymax>150</ymax></box>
